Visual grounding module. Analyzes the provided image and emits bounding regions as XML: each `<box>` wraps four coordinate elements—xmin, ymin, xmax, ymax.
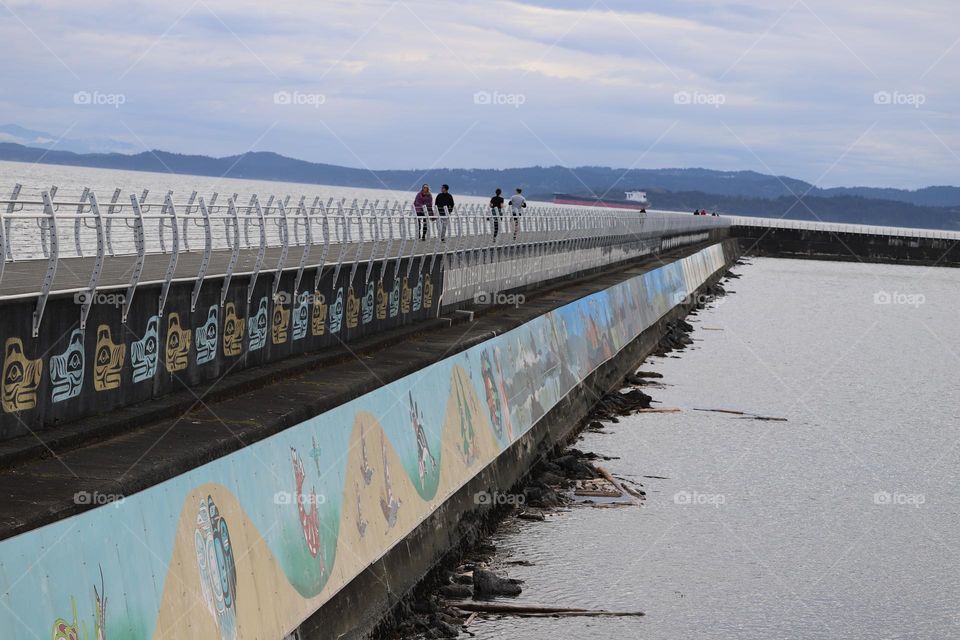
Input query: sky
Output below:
<box><xmin>0</xmin><ymin>0</ymin><xmax>957</xmax><ymax>189</ymax></box>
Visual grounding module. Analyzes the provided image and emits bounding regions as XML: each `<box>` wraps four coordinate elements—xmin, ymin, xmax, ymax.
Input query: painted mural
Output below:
<box><xmin>0</xmin><ymin>244</ymin><xmax>728</xmax><ymax>639</ymax></box>
<box><xmin>0</xmin><ymin>258</ymin><xmax>441</xmax><ymax>445</ymax></box>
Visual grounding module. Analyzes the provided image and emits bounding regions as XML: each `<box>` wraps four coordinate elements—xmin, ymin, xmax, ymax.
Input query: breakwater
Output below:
<box><xmin>0</xmin><ymin>238</ymin><xmax>737</xmax><ymax>639</ymax></box>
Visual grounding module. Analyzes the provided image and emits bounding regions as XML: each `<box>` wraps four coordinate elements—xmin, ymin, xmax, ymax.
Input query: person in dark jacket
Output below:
<box><xmin>414</xmin><ymin>184</ymin><xmax>432</xmax><ymax>240</ymax></box>
<box><xmin>435</xmin><ymin>184</ymin><xmax>454</xmax><ymax>241</ymax></box>
<box><xmin>490</xmin><ymin>188</ymin><xmax>504</xmax><ymax>239</ymax></box>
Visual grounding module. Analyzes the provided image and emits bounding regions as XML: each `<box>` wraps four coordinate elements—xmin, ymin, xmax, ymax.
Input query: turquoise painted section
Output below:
<box><xmin>0</xmin><ymin>243</ymin><xmax>729</xmax><ymax>640</ymax></box>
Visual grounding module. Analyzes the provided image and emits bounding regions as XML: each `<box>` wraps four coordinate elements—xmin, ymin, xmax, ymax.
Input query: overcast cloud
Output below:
<box><xmin>0</xmin><ymin>0</ymin><xmax>957</xmax><ymax>188</ymax></box>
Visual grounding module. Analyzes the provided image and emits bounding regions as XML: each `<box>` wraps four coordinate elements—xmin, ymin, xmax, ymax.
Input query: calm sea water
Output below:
<box><xmin>0</xmin><ymin>159</ymin><xmax>541</xmax><ymax>207</ymax></box>
<box><xmin>473</xmin><ymin>257</ymin><xmax>960</xmax><ymax>640</ymax></box>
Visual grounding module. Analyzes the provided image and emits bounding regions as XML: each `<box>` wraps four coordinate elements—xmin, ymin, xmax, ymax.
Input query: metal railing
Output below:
<box><xmin>0</xmin><ymin>183</ymin><xmax>729</xmax><ymax>335</ymax></box>
<box><xmin>728</xmin><ymin>215</ymin><xmax>960</xmax><ymax>240</ymax></box>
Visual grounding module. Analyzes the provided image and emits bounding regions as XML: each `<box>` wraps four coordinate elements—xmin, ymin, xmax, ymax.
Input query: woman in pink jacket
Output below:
<box><xmin>414</xmin><ymin>184</ymin><xmax>433</xmax><ymax>240</ymax></box>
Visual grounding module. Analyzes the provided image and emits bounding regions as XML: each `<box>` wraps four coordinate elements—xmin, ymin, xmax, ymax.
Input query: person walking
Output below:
<box><xmin>508</xmin><ymin>188</ymin><xmax>526</xmax><ymax>239</ymax></box>
<box><xmin>414</xmin><ymin>184</ymin><xmax>433</xmax><ymax>240</ymax></box>
<box><xmin>489</xmin><ymin>188</ymin><xmax>505</xmax><ymax>239</ymax></box>
<box><xmin>435</xmin><ymin>184</ymin><xmax>454</xmax><ymax>242</ymax></box>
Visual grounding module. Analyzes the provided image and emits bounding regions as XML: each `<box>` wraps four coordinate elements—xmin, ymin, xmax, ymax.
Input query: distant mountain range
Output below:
<box><xmin>0</xmin><ymin>124</ymin><xmax>140</xmax><ymax>155</ymax></box>
<box><xmin>2</xmin><ymin>136</ymin><xmax>959</xmax><ymax>230</ymax></box>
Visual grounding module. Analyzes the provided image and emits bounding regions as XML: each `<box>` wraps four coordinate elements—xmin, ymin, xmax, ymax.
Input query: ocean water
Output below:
<box><xmin>0</xmin><ymin>159</ymin><xmax>555</xmax><ymax>209</ymax></box>
<box><xmin>471</xmin><ymin>257</ymin><xmax>960</xmax><ymax>640</ymax></box>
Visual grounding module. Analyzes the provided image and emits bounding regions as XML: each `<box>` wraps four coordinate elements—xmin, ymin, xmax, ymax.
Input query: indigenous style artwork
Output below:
<box><xmin>132</xmin><ymin>316</ymin><xmax>160</xmax><ymax>382</ymax></box>
<box><xmin>50</xmin><ymin>329</ymin><xmax>85</xmax><ymax>403</ymax></box>
<box><xmin>0</xmin><ymin>245</ymin><xmax>727</xmax><ymax>640</ymax></box>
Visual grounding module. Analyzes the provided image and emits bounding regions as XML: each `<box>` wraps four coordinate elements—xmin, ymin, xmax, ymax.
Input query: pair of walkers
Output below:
<box><xmin>413</xmin><ymin>184</ymin><xmax>453</xmax><ymax>241</ymax></box>
<box><xmin>489</xmin><ymin>188</ymin><xmax>526</xmax><ymax>239</ymax></box>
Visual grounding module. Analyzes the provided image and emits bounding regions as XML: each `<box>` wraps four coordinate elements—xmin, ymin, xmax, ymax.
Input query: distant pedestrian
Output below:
<box><xmin>414</xmin><ymin>184</ymin><xmax>432</xmax><ymax>240</ymax></box>
<box><xmin>435</xmin><ymin>184</ymin><xmax>454</xmax><ymax>242</ymax></box>
<box><xmin>693</xmin><ymin>209</ymin><xmax>699</xmax><ymax>215</ymax></box>
<box><xmin>489</xmin><ymin>188</ymin><xmax>504</xmax><ymax>239</ymax></box>
<box><xmin>508</xmin><ymin>188</ymin><xmax>526</xmax><ymax>239</ymax></box>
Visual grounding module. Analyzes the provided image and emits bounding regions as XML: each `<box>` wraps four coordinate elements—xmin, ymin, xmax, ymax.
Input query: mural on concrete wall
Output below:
<box><xmin>0</xmin><ymin>244</ymin><xmax>727</xmax><ymax>639</ymax></box>
<box><xmin>0</xmin><ymin>258</ymin><xmax>441</xmax><ymax>440</ymax></box>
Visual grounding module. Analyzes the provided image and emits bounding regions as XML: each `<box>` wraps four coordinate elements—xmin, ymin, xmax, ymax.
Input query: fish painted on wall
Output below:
<box><xmin>328</xmin><ymin>287</ymin><xmax>344</xmax><ymax>335</ymax></box>
<box><xmin>195</xmin><ymin>495</ymin><xmax>238</xmax><ymax>640</ymax></box>
<box><xmin>409</xmin><ymin>391</ymin><xmax>437</xmax><ymax>489</ymax></box>
<box><xmin>222</xmin><ymin>304</ymin><xmax>245</xmax><ymax>357</ymax></box>
<box><xmin>195</xmin><ymin>306</ymin><xmax>219</xmax><ymax>365</ymax></box>
<box><xmin>50</xmin><ymin>329</ymin><xmax>84</xmax><ymax>403</ymax></box>
<box><xmin>248</xmin><ymin>297</ymin><xmax>268</xmax><ymax>352</ymax></box>
<box><xmin>131</xmin><ymin>316</ymin><xmax>160</xmax><ymax>382</ymax></box>
<box><xmin>291</xmin><ymin>448</ymin><xmax>324</xmax><ymax>565</ymax></box>
<box><xmin>360</xmin><ymin>424</ymin><xmax>374</xmax><ymax>486</ymax></box>
<box><xmin>311</xmin><ymin>292</ymin><xmax>328</xmax><ymax>337</ymax></box>
<box><xmin>354</xmin><ymin>482</ymin><xmax>367</xmax><ymax>539</ymax></box>
<box><xmin>292</xmin><ymin>293</ymin><xmax>310</xmax><ymax>341</ymax></box>
<box><xmin>165</xmin><ymin>313</ymin><xmax>192</xmax><ymax>373</ymax></box>
<box><xmin>379</xmin><ymin>436</ymin><xmax>400</xmax><ymax>528</ymax></box>
<box><xmin>94</xmin><ymin>325</ymin><xmax>126</xmax><ymax>391</ymax></box>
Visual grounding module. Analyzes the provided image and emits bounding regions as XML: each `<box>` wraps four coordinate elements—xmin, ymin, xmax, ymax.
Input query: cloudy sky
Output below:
<box><xmin>1</xmin><ymin>0</ymin><xmax>957</xmax><ymax>188</ymax></box>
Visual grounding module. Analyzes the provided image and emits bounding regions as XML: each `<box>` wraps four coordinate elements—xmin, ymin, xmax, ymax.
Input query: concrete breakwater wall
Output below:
<box><xmin>0</xmin><ymin>241</ymin><xmax>735</xmax><ymax>640</ymax></box>
<box><xmin>0</xmin><ymin>257</ymin><xmax>441</xmax><ymax>441</ymax></box>
<box><xmin>734</xmin><ymin>225</ymin><xmax>960</xmax><ymax>267</ymax></box>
